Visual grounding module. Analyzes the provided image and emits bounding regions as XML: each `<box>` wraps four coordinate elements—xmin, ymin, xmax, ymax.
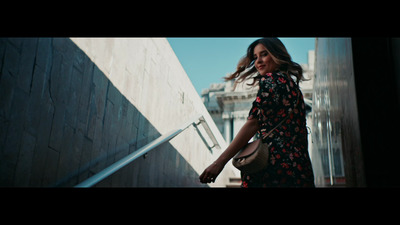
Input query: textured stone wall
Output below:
<box><xmin>0</xmin><ymin>38</ymin><xmax>233</xmax><ymax>187</ymax></box>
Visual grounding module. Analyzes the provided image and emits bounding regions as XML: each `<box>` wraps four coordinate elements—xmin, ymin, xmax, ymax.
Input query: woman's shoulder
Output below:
<box><xmin>259</xmin><ymin>71</ymin><xmax>292</xmax><ymax>85</ymax></box>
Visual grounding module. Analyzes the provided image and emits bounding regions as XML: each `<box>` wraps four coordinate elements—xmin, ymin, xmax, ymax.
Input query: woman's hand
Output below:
<box><xmin>198</xmin><ymin>118</ymin><xmax>259</xmax><ymax>184</ymax></box>
<box><xmin>199</xmin><ymin>161</ymin><xmax>224</xmax><ymax>184</ymax></box>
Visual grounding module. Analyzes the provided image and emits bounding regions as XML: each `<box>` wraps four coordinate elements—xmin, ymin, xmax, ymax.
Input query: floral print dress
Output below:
<box><xmin>241</xmin><ymin>71</ymin><xmax>315</xmax><ymax>188</ymax></box>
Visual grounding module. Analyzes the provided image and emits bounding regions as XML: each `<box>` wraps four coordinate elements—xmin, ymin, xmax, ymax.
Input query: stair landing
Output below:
<box><xmin>226</xmin><ymin>177</ymin><xmax>241</xmax><ymax>188</ymax></box>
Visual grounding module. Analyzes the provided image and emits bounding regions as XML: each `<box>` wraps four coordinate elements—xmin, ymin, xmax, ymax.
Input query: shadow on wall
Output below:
<box><xmin>0</xmin><ymin>38</ymin><xmax>206</xmax><ymax>187</ymax></box>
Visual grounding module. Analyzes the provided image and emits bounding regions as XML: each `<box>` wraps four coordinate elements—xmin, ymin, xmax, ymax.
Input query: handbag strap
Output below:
<box><xmin>263</xmin><ymin>88</ymin><xmax>301</xmax><ymax>139</ymax></box>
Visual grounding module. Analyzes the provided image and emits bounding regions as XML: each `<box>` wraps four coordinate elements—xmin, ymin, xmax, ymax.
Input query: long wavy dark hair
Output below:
<box><xmin>225</xmin><ymin>38</ymin><xmax>306</xmax><ymax>90</ymax></box>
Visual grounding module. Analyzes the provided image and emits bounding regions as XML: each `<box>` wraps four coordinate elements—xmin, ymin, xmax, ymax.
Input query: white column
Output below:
<box><xmin>224</xmin><ymin>118</ymin><xmax>231</xmax><ymax>143</ymax></box>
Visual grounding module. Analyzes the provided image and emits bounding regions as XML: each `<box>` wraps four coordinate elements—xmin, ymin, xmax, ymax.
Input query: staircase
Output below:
<box><xmin>226</xmin><ymin>177</ymin><xmax>242</xmax><ymax>188</ymax></box>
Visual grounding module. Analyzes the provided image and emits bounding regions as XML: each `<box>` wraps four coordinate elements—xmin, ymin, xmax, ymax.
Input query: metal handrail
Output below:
<box><xmin>75</xmin><ymin>114</ymin><xmax>219</xmax><ymax>187</ymax></box>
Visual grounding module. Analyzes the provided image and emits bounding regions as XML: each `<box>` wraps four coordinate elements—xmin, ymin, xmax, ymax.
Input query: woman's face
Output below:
<box><xmin>253</xmin><ymin>43</ymin><xmax>278</xmax><ymax>75</ymax></box>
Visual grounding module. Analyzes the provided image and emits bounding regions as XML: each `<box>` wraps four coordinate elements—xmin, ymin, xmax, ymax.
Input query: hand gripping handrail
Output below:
<box><xmin>75</xmin><ymin>114</ymin><xmax>218</xmax><ymax>187</ymax></box>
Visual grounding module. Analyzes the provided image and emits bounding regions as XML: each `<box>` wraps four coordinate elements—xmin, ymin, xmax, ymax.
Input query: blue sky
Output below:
<box><xmin>167</xmin><ymin>38</ymin><xmax>315</xmax><ymax>95</ymax></box>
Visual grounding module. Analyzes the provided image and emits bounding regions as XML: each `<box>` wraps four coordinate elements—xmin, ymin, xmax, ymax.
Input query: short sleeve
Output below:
<box><xmin>247</xmin><ymin>72</ymin><xmax>299</xmax><ymax>127</ymax></box>
<box><xmin>247</xmin><ymin>73</ymin><xmax>277</xmax><ymax>122</ymax></box>
<box><xmin>248</xmin><ymin>98</ymin><xmax>260</xmax><ymax>120</ymax></box>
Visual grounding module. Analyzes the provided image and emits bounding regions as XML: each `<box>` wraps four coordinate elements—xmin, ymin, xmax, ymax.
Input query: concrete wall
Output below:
<box><xmin>0</xmin><ymin>38</ymin><xmax>234</xmax><ymax>187</ymax></box>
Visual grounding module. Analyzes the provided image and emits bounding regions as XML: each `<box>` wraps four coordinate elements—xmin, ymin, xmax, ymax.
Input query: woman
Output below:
<box><xmin>199</xmin><ymin>38</ymin><xmax>315</xmax><ymax>187</ymax></box>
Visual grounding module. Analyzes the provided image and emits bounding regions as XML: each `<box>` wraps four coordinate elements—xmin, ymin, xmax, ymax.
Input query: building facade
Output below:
<box><xmin>311</xmin><ymin>38</ymin><xmax>400</xmax><ymax>187</ymax></box>
<box><xmin>202</xmin><ymin>80</ymin><xmax>258</xmax><ymax>143</ymax></box>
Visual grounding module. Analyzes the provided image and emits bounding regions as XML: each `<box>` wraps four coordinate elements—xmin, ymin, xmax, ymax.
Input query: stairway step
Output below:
<box><xmin>226</xmin><ymin>177</ymin><xmax>242</xmax><ymax>188</ymax></box>
<box><xmin>226</xmin><ymin>184</ymin><xmax>241</xmax><ymax>188</ymax></box>
<box><xmin>229</xmin><ymin>177</ymin><xmax>241</xmax><ymax>183</ymax></box>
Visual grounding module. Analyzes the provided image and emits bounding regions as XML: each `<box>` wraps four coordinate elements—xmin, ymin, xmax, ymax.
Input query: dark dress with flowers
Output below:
<box><xmin>241</xmin><ymin>71</ymin><xmax>315</xmax><ymax>188</ymax></box>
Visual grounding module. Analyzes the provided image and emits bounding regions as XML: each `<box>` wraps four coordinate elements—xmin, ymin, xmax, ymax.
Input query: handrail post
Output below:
<box><xmin>192</xmin><ymin>122</ymin><xmax>213</xmax><ymax>153</ymax></box>
<box><xmin>198</xmin><ymin>116</ymin><xmax>220</xmax><ymax>149</ymax></box>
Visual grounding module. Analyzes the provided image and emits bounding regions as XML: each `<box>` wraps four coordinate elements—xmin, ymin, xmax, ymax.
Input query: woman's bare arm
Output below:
<box><xmin>216</xmin><ymin>118</ymin><xmax>259</xmax><ymax>165</ymax></box>
<box><xmin>199</xmin><ymin>118</ymin><xmax>260</xmax><ymax>183</ymax></box>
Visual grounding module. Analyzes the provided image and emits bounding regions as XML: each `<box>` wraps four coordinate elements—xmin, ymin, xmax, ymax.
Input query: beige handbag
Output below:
<box><xmin>232</xmin><ymin>90</ymin><xmax>300</xmax><ymax>174</ymax></box>
<box><xmin>232</xmin><ymin>117</ymin><xmax>287</xmax><ymax>174</ymax></box>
